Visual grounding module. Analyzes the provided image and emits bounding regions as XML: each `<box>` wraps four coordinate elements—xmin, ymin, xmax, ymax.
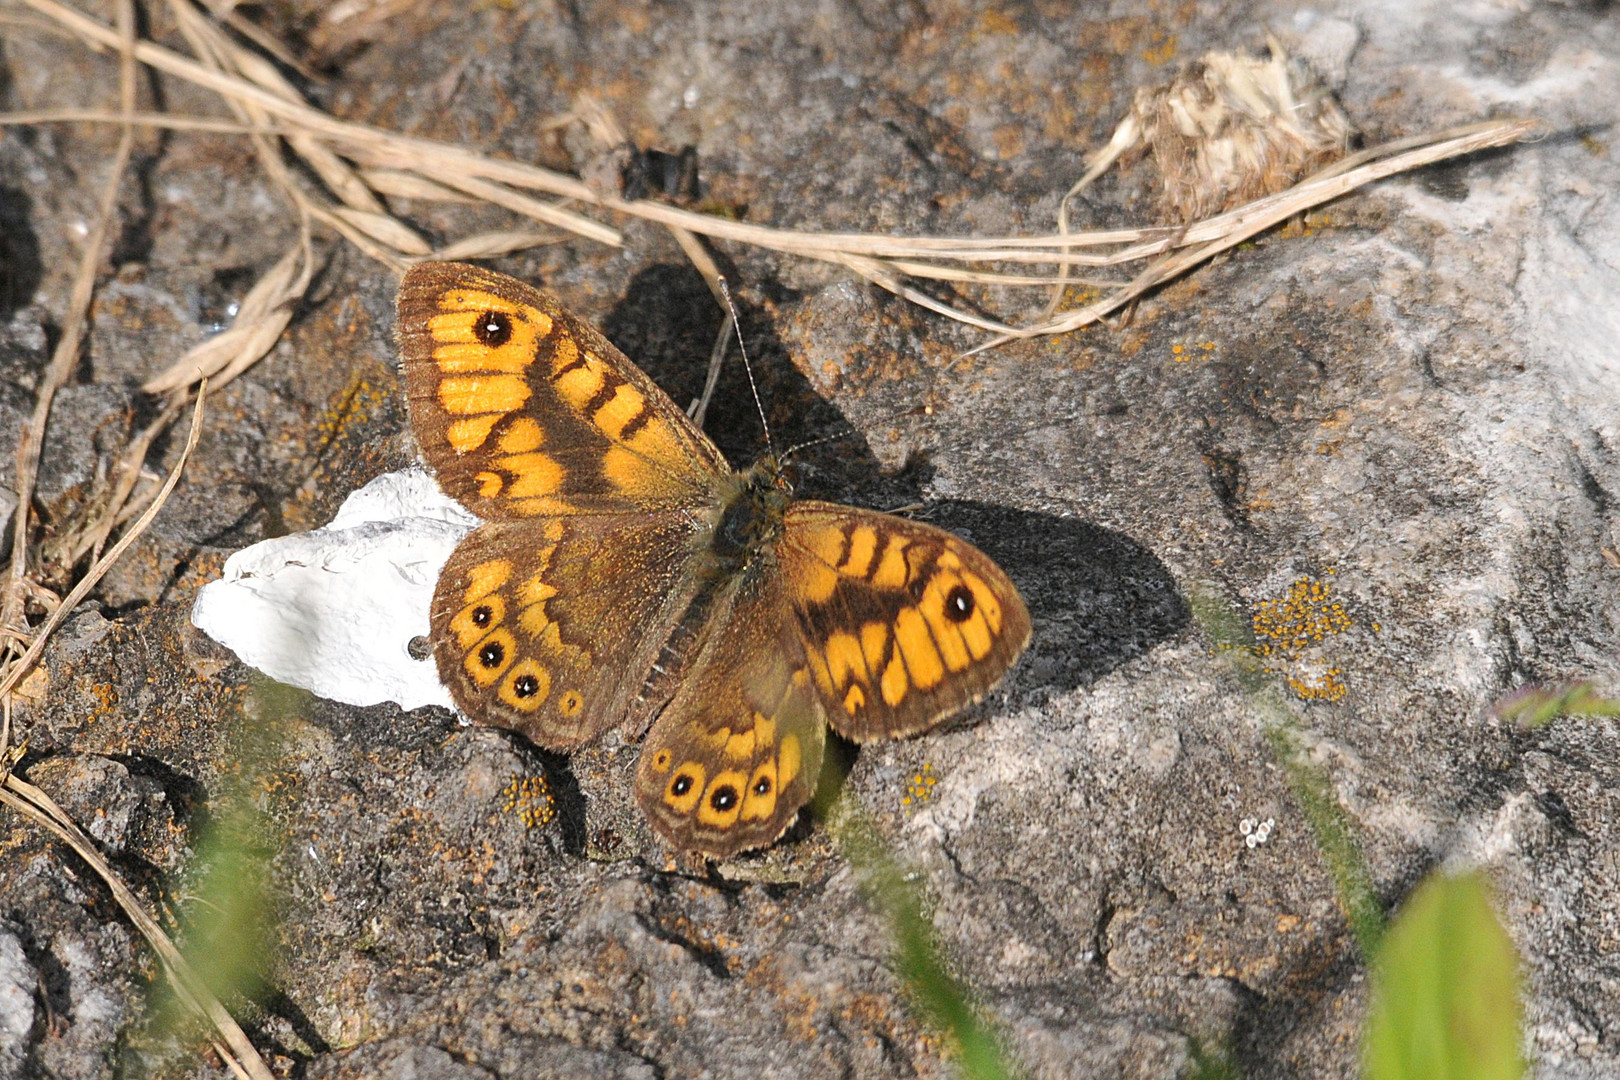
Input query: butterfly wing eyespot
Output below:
<box><xmin>634</xmin><ymin>582</ymin><xmax>827</xmax><ymax>860</ymax></box>
<box><xmin>779</xmin><ymin>503</ymin><xmax>1031</xmax><ymax>744</ymax></box>
<box><xmin>474</xmin><ymin>310</ymin><xmax>513</xmax><ymax>347</ymax></box>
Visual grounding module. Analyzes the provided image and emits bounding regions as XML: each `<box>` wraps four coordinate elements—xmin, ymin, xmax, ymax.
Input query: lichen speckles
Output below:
<box><xmin>1252</xmin><ymin>573</ymin><xmax>1354</xmax><ymax>702</ymax></box>
<box><xmin>502</xmin><ymin>775</ymin><xmax>555</xmax><ymax>829</ymax></box>
<box><xmin>900</xmin><ymin>762</ymin><xmax>938</xmax><ymax>809</ymax></box>
<box><xmin>1170</xmin><ymin>341</ymin><xmax>1217</xmax><ymax>364</ymax></box>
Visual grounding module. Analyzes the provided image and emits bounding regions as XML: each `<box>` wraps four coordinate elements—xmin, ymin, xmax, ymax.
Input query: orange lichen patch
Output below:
<box><xmin>1287</xmin><ymin>668</ymin><xmax>1348</xmax><ymax>702</ymax></box>
<box><xmin>1171</xmin><ymin>341</ymin><xmax>1218</xmax><ymax>364</ymax></box>
<box><xmin>1245</xmin><ymin>492</ymin><xmax>1277</xmax><ymax>513</ymax></box>
<box><xmin>313</xmin><ymin>369</ymin><xmax>393</xmax><ymax>449</ymax></box>
<box><xmin>1251</xmin><ymin>573</ymin><xmax>1354</xmax><ymax>702</ymax></box>
<box><xmin>501</xmin><ymin>775</ymin><xmax>556</xmax><ymax>828</ymax></box>
<box><xmin>1253</xmin><ymin>575</ymin><xmax>1352</xmax><ymax>653</ymax></box>
<box><xmin>977</xmin><ymin>8</ymin><xmax>1018</xmax><ymax>34</ymax></box>
<box><xmin>285</xmin><ymin>363</ymin><xmax>399</xmax><ymax>531</ymax></box>
<box><xmin>901</xmin><ymin>762</ymin><xmax>937</xmax><ymax>809</ymax></box>
<box><xmin>657</xmin><ymin>915</ymin><xmax>742</xmax><ymax>976</ymax></box>
<box><xmin>1280</xmin><ymin>211</ymin><xmax>1337</xmax><ymax>239</ymax></box>
<box><xmin>1141</xmin><ymin>30</ymin><xmax>1177</xmax><ymax>65</ymax></box>
<box><xmin>74</xmin><ymin>681</ymin><xmax>122</xmax><ymax>727</ymax></box>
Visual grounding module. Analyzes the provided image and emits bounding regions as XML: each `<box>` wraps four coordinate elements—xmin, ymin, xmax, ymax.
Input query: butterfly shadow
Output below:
<box><xmin>603</xmin><ymin>260</ymin><xmax>1187</xmax><ymax>692</ymax></box>
<box><xmin>560</xmin><ymin>264</ymin><xmax>1189</xmax><ymax>862</ymax></box>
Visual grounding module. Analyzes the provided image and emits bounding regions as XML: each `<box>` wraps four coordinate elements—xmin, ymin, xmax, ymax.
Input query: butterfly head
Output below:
<box><xmin>711</xmin><ymin>455</ymin><xmax>791</xmax><ymax>561</ymax></box>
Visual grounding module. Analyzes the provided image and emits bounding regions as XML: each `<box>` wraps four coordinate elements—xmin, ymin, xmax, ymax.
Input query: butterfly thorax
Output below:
<box><xmin>632</xmin><ymin>456</ymin><xmax>790</xmax><ymax>731</ymax></box>
<box><xmin>709</xmin><ymin>455</ymin><xmax>791</xmax><ymax>566</ymax></box>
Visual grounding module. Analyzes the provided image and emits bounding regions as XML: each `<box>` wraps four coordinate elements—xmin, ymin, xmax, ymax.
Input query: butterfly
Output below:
<box><xmin>398</xmin><ymin>262</ymin><xmax>1030</xmax><ymax>858</ymax></box>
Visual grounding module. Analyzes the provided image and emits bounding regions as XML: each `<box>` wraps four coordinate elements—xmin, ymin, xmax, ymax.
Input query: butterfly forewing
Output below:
<box><xmin>634</xmin><ymin>567</ymin><xmax>828</xmax><ymax>859</ymax></box>
<box><xmin>430</xmin><ymin>512</ymin><xmax>706</xmax><ymax>750</ymax></box>
<box><xmin>779</xmin><ymin>503</ymin><xmax>1031</xmax><ymax>743</ymax></box>
<box><xmin>399</xmin><ymin>262</ymin><xmax>728</xmax><ymax>520</ymax></box>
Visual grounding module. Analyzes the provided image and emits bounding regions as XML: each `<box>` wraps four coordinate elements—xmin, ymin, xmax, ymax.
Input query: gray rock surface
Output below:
<box><xmin>2</xmin><ymin>1</ymin><xmax>1619</xmax><ymax>1078</ymax></box>
<box><xmin>0</xmin><ymin>928</ymin><xmax>37</xmax><ymax>1080</ymax></box>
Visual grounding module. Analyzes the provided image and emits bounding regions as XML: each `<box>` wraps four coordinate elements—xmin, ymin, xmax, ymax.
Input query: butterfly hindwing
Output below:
<box><xmin>399</xmin><ymin>261</ymin><xmax>728</xmax><ymax>520</ymax></box>
<box><xmin>779</xmin><ymin>503</ymin><xmax>1031</xmax><ymax>743</ymax></box>
<box><xmin>634</xmin><ymin>567</ymin><xmax>828</xmax><ymax>859</ymax></box>
<box><xmin>430</xmin><ymin>511</ymin><xmax>706</xmax><ymax>750</ymax></box>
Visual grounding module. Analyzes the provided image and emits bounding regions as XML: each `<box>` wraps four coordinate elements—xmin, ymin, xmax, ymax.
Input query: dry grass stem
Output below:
<box><xmin>214</xmin><ymin>3</ymin><xmax>319</xmax><ymax>82</ymax></box>
<box><xmin>663</xmin><ymin>222</ymin><xmax>734</xmax><ymax>428</ymax></box>
<box><xmin>666</xmin><ymin>225</ymin><xmax>718</xmax><ymax>295</ymax></box>
<box><xmin>22</xmin><ymin>0</ymin><xmax>1532</xmax><ymax>331</ymax></box>
<box><xmin>357</xmin><ymin>167</ymin><xmax>479</xmax><ymax>204</ymax></box>
<box><xmin>884</xmin><ymin>259</ymin><xmax>1123</xmax><ymax>288</ymax></box>
<box><xmin>690</xmin><ymin>314</ymin><xmax>733</xmax><ymax>430</ymax></box>
<box><xmin>142</xmin><ymin>233</ymin><xmax>315</xmax><ymax>393</ymax></box>
<box><xmin>0</xmin><ymin>387</ymin><xmax>207</xmax><ymax>701</ymax></box>
<box><xmin>957</xmin><ymin>116</ymin><xmax>1533</xmax><ymax>360</ymax></box>
<box><xmin>0</xmin><ymin>771</ymin><xmax>270</xmax><ymax>1080</ymax></box>
<box><xmin>433</xmin><ymin>229</ymin><xmax>570</xmax><ymax>260</ymax></box>
<box><xmin>332</xmin><ymin>205</ymin><xmax>434</xmax><ymax>255</ymax></box>
<box><xmin>0</xmin><ymin>108</ymin><xmax>289</xmax><ymax>134</ymax></box>
<box><xmin>3</xmin><ymin>0</ymin><xmax>138</xmax><ymax>644</ymax></box>
<box><xmin>54</xmin><ymin>393</ymin><xmax>188</xmax><ymax>570</ymax></box>
<box><xmin>165</xmin><ymin>0</ymin><xmax>412</xmax><ymax>272</ymax></box>
<box><xmin>835</xmin><ymin>252</ymin><xmax>1021</xmax><ymax>335</ymax></box>
<box><xmin>420</xmin><ymin>170</ymin><xmax>623</xmax><ymax>247</ymax></box>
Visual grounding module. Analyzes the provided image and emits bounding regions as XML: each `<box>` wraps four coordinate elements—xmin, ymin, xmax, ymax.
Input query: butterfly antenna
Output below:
<box><xmin>781</xmin><ymin>405</ymin><xmax>933</xmax><ymax>462</ymax></box>
<box><xmin>781</xmin><ymin>427</ymin><xmax>858</xmax><ymax>462</ymax></box>
<box><xmin>718</xmin><ymin>277</ymin><xmax>774</xmax><ymax>457</ymax></box>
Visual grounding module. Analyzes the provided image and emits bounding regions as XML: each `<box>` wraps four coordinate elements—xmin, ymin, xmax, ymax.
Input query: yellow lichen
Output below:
<box><xmin>900</xmin><ymin>762</ymin><xmax>938</xmax><ymax>809</ymax></box>
<box><xmin>1141</xmin><ymin>30</ymin><xmax>1177</xmax><ymax>65</ymax></box>
<box><xmin>1252</xmin><ymin>574</ymin><xmax>1354</xmax><ymax>701</ymax></box>
<box><xmin>1171</xmin><ymin>341</ymin><xmax>1218</xmax><ymax>364</ymax></box>
<box><xmin>314</xmin><ymin>371</ymin><xmax>392</xmax><ymax>448</ymax></box>
<box><xmin>501</xmin><ymin>775</ymin><xmax>555</xmax><ymax>828</ymax></box>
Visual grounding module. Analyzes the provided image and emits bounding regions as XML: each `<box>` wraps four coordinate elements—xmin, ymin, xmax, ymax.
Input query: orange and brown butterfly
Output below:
<box><xmin>398</xmin><ymin>262</ymin><xmax>1030</xmax><ymax>858</ymax></box>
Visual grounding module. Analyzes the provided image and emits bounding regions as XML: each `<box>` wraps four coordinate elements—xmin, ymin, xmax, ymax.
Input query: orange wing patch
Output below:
<box><xmin>421</xmin><ymin>292</ymin><xmax>576</xmax><ymax>513</ymax></box>
<box><xmin>549</xmin><ymin>344</ymin><xmax>694</xmax><ymax>496</ymax></box>
<box><xmin>783</xmin><ymin>506</ymin><xmax>1031</xmax><ymax>740</ymax></box>
<box><xmin>402</xmin><ymin>262</ymin><xmax>731</xmax><ymax>520</ymax></box>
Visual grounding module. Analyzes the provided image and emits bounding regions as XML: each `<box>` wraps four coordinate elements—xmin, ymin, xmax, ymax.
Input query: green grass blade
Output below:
<box><xmin>1363</xmin><ymin>871</ymin><xmax>1524</xmax><ymax>1080</ymax></box>
<box><xmin>827</xmin><ymin>792</ymin><xmax>1021</xmax><ymax>1080</ymax></box>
